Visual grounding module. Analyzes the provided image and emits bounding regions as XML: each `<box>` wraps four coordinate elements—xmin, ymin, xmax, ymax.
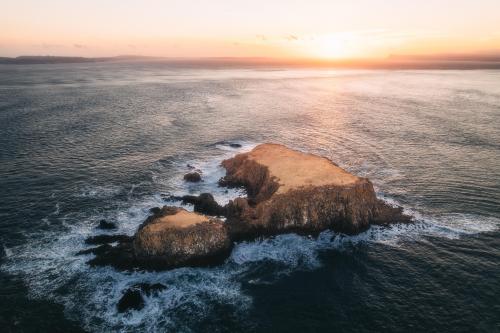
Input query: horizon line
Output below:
<box><xmin>2</xmin><ymin>53</ymin><xmax>500</xmax><ymax>69</ymax></box>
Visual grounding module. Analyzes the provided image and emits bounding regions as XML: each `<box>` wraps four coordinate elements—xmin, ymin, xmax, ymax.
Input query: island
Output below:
<box><xmin>82</xmin><ymin>143</ymin><xmax>411</xmax><ymax>271</ymax></box>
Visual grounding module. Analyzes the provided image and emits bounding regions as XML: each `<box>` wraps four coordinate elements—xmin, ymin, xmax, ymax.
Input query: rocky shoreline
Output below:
<box><xmin>80</xmin><ymin>143</ymin><xmax>411</xmax><ymax>271</ymax></box>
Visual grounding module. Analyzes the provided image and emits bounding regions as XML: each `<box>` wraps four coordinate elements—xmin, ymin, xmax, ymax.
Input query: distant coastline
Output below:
<box><xmin>1</xmin><ymin>54</ymin><xmax>500</xmax><ymax>69</ymax></box>
<box><xmin>0</xmin><ymin>55</ymin><xmax>154</xmax><ymax>65</ymax></box>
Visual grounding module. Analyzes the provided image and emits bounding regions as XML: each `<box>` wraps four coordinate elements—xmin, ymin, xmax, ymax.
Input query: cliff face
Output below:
<box><xmin>133</xmin><ymin>207</ymin><xmax>232</xmax><ymax>268</ymax></box>
<box><xmin>221</xmin><ymin>144</ymin><xmax>409</xmax><ymax>237</ymax></box>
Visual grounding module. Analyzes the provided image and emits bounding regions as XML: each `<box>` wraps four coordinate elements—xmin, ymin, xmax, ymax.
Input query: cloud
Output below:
<box><xmin>286</xmin><ymin>35</ymin><xmax>299</xmax><ymax>41</ymax></box>
<box><xmin>73</xmin><ymin>43</ymin><xmax>86</xmax><ymax>48</ymax></box>
<box><xmin>256</xmin><ymin>34</ymin><xmax>267</xmax><ymax>41</ymax></box>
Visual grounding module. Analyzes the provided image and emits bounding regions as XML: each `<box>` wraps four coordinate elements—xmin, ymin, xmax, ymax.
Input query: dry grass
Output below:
<box><xmin>246</xmin><ymin>143</ymin><xmax>360</xmax><ymax>193</ymax></box>
<box><xmin>145</xmin><ymin>209</ymin><xmax>209</xmax><ymax>233</ymax></box>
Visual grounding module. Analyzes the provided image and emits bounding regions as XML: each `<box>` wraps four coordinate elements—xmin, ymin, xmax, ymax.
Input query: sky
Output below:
<box><xmin>2</xmin><ymin>0</ymin><xmax>500</xmax><ymax>59</ymax></box>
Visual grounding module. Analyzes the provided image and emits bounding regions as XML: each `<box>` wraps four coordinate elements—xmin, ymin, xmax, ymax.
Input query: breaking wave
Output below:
<box><xmin>1</xmin><ymin>141</ymin><xmax>498</xmax><ymax>332</ymax></box>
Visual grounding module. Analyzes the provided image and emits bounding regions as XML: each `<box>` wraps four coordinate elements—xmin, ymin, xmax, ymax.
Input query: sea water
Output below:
<box><xmin>0</xmin><ymin>63</ymin><xmax>499</xmax><ymax>332</ymax></box>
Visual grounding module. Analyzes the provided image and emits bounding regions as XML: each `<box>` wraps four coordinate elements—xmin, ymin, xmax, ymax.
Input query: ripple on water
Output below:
<box><xmin>2</xmin><ymin>142</ymin><xmax>499</xmax><ymax>331</ymax></box>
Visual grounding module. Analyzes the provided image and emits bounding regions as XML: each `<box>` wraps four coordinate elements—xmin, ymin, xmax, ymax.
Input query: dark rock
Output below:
<box><xmin>86</xmin><ymin>241</ymin><xmax>136</xmax><ymax>270</ymax></box>
<box><xmin>97</xmin><ymin>219</ymin><xmax>117</xmax><ymax>230</ymax></box>
<box><xmin>117</xmin><ymin>289</ymin><xmax>144</xmax><ymax>313</ymax></box>
<box><xmin>183</xmin><ymin>172</ymin><xmax>202</xmax><ymax>182</ymax></box>
<box><xmin>214</xmin><ymin>141</ymin><xmax>242</xmax><ymax>148</ymax></box>
<box><xmin>84</xmin><ymin>234</ymin><xmax>132</xmax><ymax>245</ymax></box>
<box><xmin>89</xmin><ymin>207</ymin><xmax>232</xmax><ymax>271</ymax></box>
<box><xmin>181</xmin><ymin>193</ymin><xmax>226</xmax><ymax>216</ymax></box>
<box><xmin>116</xmin><ymin>283</ymin><xmax>167</xmax><ymax>313</ymax></box>
<box><xmin>371</xmin><ymin>203</ymin><xmax>412</xmax><ymax>225</ymax></box>
<box><xmin>149</xmin><ymin>207</ymin><xmax>162</xmax><ymax>215</ymax></box>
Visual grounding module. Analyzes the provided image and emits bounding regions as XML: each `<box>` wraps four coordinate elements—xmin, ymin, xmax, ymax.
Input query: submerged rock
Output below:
<box><xmin>117</xmin><ymin>289</ymin><xmax>144</xmax><ymax>313</ymax></box>
<box><xmin>220</xmin><ymin>143</ymin><xmax>411</xmax><ymax>238</ymax></box>
<box><xmin>214</xmin><ymin>140</ymin><xmax>242</xmax><ymax>148</ymax></box>
<box><xmin>116</xmin><ymin>283</ymin><xmax>167</xmax><ymax>312</ymax></box>
<box><xmin>183</xmin><ymin>172</ymin><xmax>202</xmax><ymax>182</ymax></box>
<box><xmin>97</xmin><ymin>219</ymin><xmax>117</xmax><ymax>230</ymax></box>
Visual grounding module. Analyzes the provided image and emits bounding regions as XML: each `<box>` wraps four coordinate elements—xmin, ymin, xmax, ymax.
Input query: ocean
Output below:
<box><xmin>0</xmin><ymin>62</ymin><xmax>499</xmax><ymax>332</ymax></box>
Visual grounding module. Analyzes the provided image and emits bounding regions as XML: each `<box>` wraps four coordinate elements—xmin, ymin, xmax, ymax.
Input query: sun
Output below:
<box><xmin>307</xmin><ymin>34</ymin><xmax>360</xmax><ymax>59</ymax></box>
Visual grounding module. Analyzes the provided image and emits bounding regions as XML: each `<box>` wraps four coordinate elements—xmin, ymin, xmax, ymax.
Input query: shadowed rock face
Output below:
<box><xmin>181</xmin><ymin>193</ymin><xmax>226</xmax><ymax>216</ymax></box>
<box><xmin>220</xmin><ymin>143</ymin><xmax>410</xmax><ymax>237</ymax></box>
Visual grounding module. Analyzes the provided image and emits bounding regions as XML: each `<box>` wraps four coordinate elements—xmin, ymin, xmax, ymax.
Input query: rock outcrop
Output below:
<box><xmin>97</xmin><ymin>219</ymin><xmax>117</xmax><ymax>230</ymax></box>
<box><xmin>117</xmin><ymin>283</ymin><xmax>167</xmax><ymax>312</ymax></box>
<box><xmin>184</xmin><ymin>172</ymin><xmax>202</xmax><ymax>182</ymax></box>
<box><xmin>85</xmin><ymin>143</ymin><xmax>411</xmax><ymax>272</ymax></box>
<box><xmin>86</xmin><ymin>207</ymin><xmax>231</xmax><ymax>270</ymax></box>
<box><xmin>132</xmin><ymin>206</ymin><xmax>232</xmax><ymax>268</ymax></box>
<box><xmin>220</xmin><ymin>143</ymin><xmax>410</xmax><ymax>238</ymax></box>
<box><xmin>181</xmin><ymin>193</ymin><xmax>226</xmax><ymax>216</ymax></box>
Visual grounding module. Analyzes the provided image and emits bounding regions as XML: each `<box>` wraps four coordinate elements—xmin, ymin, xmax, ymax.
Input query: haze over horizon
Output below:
<box><xmin>2</xmin><ymin>0</ymin><xmax>500</xmax><ymax>60</ymax></box>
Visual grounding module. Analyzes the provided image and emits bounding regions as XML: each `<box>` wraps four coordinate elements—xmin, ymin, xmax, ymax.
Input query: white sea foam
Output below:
<box><xmin>158</xmin><ymin>140</ymin><xmax>255</xmax><ymax>206</ymax></box>
<box><xmin>2</xmin><ymin>245</ymin><xmax>13</xmax><ymax>258</ymax></box>
<box><xmin>77</xmin><ymin>184</ymin><xmax>125</xmax><ymax>199</ymax></box>
<box><xmin>52</xmin><ymin>202</ymin><xmax>60</xmax><ymax>215</ymax></box>
<box><xmin>1</xmin><ymin>142</ymin><xmax>499</xmax><ymax>332</ymax></box>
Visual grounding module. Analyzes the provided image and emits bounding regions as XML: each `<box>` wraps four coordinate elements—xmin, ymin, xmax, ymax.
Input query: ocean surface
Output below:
<box><xmin>0</xmin><ymin>63</ymin><xmax>499</xmax><ymax>333</ymax></box>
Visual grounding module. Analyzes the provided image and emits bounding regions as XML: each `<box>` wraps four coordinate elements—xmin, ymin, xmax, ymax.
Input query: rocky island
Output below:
<box><xmin>82</xmin><ymin>143</ymin><xmax>410</xmax><ymax>271</ymax></box>
<box><xmin>221</xmin><ymin>143</ymin><xmax>408</xmax><ymax>238</ymax></box>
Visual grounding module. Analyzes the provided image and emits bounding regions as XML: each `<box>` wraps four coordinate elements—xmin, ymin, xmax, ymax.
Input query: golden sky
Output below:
<box><xmin>2</xmin><ymin>0</ymin><xmax>500</xmax><ymax>59</ymax></box>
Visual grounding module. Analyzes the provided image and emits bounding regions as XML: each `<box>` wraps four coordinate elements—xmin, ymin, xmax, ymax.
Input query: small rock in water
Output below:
<box><xmin>183</xmin><ymin>172</ymin><xmax>202</xmax><ymax>182</ymax></box>
<box><xmin>216</xmin><ymin>140</ymin><xmax>242</xmax><ymax>148</ymax></box>
<box><xmin>182</xmin><ymin>193</ymin><xmax>226</xmax><ymax>216</ymax></box>
<box><xmin>97</xmin><ymin>219</ymin><xmax>117</xmax><ymax>230</ymax></box>
<box><xmin>117</xmin><ymin>289</ymin><xmax>144</xmax><ymax>313</ymax></box>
